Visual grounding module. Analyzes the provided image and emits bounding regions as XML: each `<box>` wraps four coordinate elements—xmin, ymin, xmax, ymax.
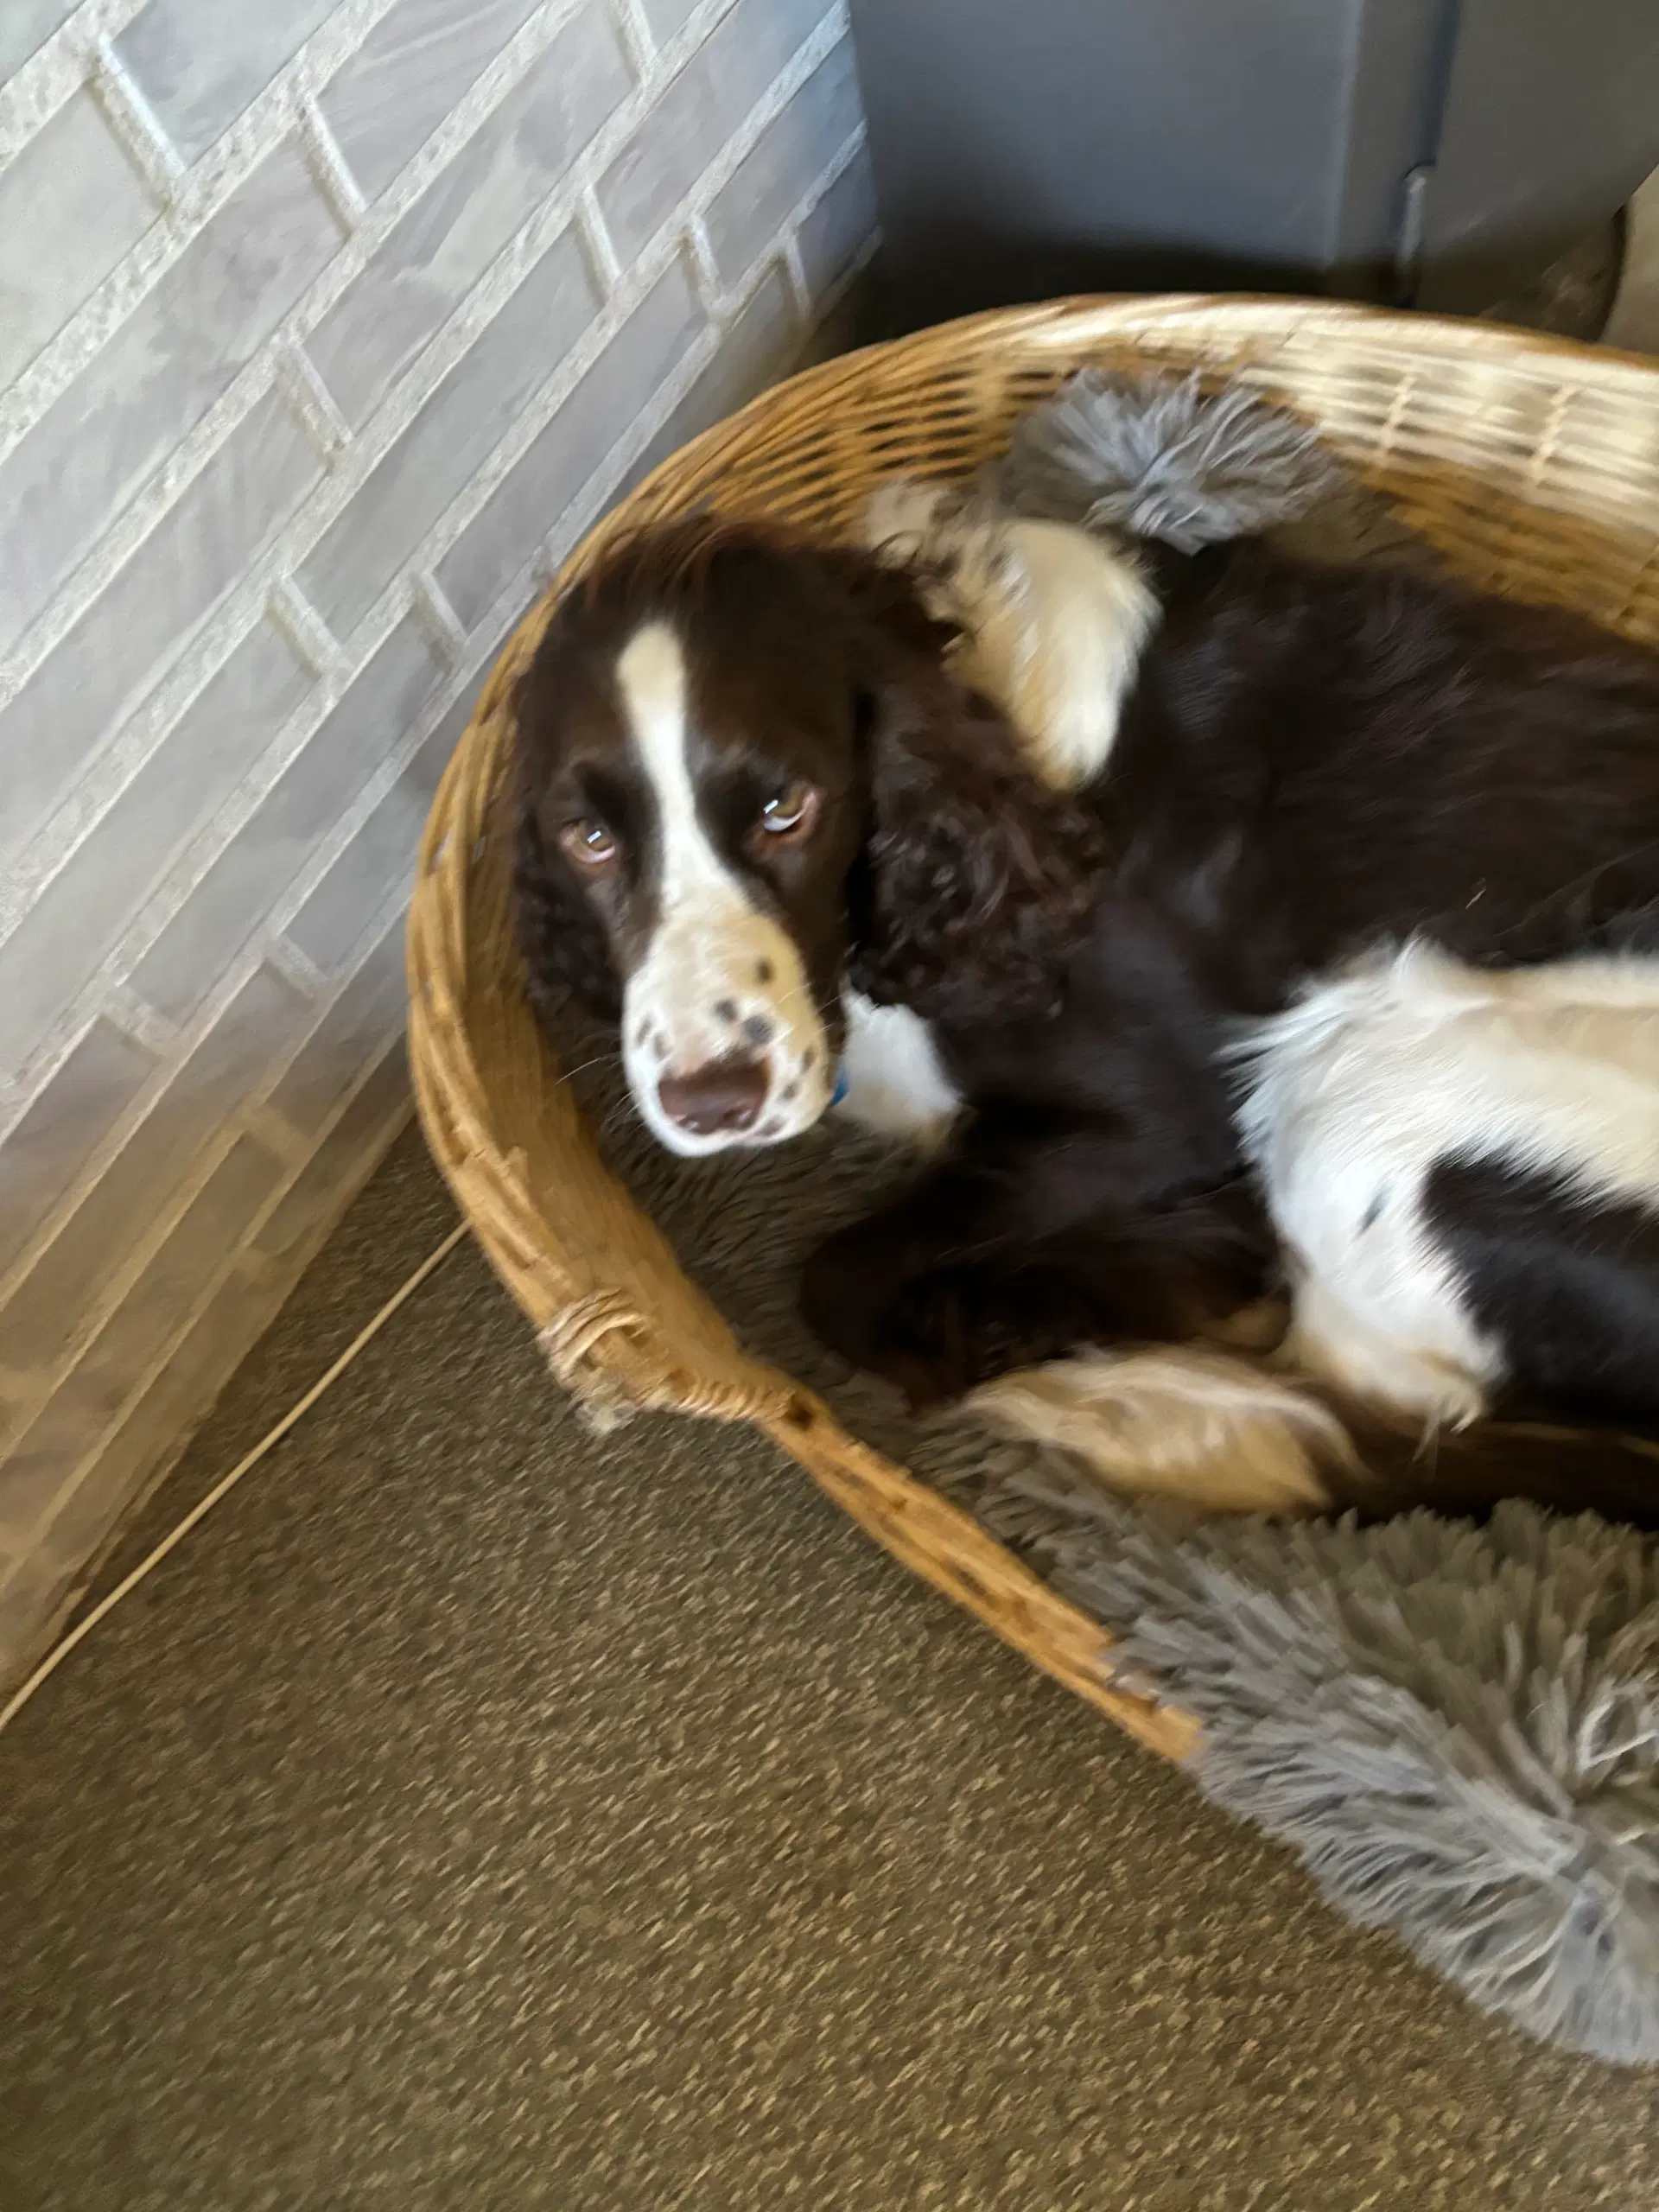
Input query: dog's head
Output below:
<box><xmin>512</xmin><ymin>517</ymin><xmax>1103</xmax><ymax>1156</ymax></box>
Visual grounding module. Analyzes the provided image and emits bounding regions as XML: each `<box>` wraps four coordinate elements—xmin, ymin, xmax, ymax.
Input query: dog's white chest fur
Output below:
<box><xmin>834</xmin><ymin>991</ymin><xmax>962</xmax><ymax>1148</ymax></box>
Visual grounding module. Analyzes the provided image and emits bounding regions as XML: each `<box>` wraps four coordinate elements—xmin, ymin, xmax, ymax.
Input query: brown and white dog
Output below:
<box><xmin>512</xmin><ymin>492</ymin><xmax>1659</xmax><ymax>1525</ymax></box>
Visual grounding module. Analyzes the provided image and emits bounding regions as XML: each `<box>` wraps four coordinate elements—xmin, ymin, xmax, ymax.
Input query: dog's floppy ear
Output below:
<box><xmin>512</xmin><ymin>784</ymin><xmax>622</xmax><ymax>1027</ymax></box>
<box><xmin>848</xmin><ymin>655</ymin><xmax>1105</xmax><ymax>1028</ymax></box>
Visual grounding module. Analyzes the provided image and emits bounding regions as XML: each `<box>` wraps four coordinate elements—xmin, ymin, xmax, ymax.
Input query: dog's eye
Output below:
<box><xmin>758</xmin><ymin>781</ymin><xmax>818</xmax><ymax>839</ymax></box>
<box><xmin>559</xmin><ymin>819</ymin><xmax>617</xmax><ymax>868</ymax></box>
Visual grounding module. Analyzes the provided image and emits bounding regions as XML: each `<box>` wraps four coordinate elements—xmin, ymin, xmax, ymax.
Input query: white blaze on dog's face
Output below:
<box><xmin>610</xmin><ymin>622</ymin><xmax>832</xmax><ymax>1155</ymax></box>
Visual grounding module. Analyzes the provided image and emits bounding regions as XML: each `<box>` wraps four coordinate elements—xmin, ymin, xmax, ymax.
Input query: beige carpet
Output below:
<box><xmin>1</xmin><ymin>1127</ymin><xmax>1655</xmax><ymax>2210</ymax></box>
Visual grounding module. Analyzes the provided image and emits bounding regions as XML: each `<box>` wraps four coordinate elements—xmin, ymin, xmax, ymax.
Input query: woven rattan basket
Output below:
<box><xmin>408</xmin><ymin>295</ymin><xmax>1659</xmax><ymax>1764</ymax></box>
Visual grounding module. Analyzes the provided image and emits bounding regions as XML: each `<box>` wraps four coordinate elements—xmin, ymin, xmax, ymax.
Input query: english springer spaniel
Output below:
<box><xmin>512</xmin><ymin>495</ymin><xmax>1659</xmax><ymax>1525</ymax></box>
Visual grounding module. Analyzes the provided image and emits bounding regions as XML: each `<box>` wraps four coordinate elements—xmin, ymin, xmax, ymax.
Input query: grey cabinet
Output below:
<box><xmin>848</xmin><ymin>0</ymin><xmax>1659</xmax><ymax>329</ymax></box>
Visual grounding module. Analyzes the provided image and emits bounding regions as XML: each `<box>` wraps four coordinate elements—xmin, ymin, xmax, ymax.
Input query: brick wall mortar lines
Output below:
<box><xmin>409</xmin><ymin>575</ymin><xmax>471</xmax><ymax>666</ymax></box>
<box><xmin>264</xmin><ymin>934</ymin><xmax>333</xmax><ymax>1005</ymax></box>
<box><xmin>0</xmin><ymin>0</ymin><xmax>582</xmax><ymax>674</ymax></box>
<box><xmin>0</xmin><ymin>4</ymin><xmax>841</xmax><ymax>917</ymax></box>
<box><xmin>0</xmin><ymin>3</ymin><xmax>847</xmax><ymax>955</ymax></box>
<box><xmin>97</xmin><ymin>983</ymin><xmax>180</xmax><ymax>1060</ymax></box>
<box><xmin>83</xmin><ymin>35</ymin><xmax>190</xmax><ymax>201</ymax></box>
<box><xmin>299</xmin><ymin>5</ymin><xmax>849</xmax><ymax>619</ymax></box>
<box><xmin>0</xmin><ymin>175</ymin><xmax>856</xmax><ymax>1134</ymax></box>
<box><xmin>0</xmin><ymin>944</ymin><xmax>327</xmax><ymax>1302</ymax></box>
<box><xmin>7</xmin><ymin>3</ymin><xmax>834</xmax><ymax>728</ymax></box>
<box><xmin>0</xmin><ymin>1057</ymin><xmax>413</xmax><ymax>1607</ymax></box>
<box><xmin>0</xmin><ymin>0</ymin><xmax>152</xmax><ymax>161</ymax></box>
<box><xmin>0</xmin><ymin>861</ymin><xmax>416</xmax><ymax>1424</ymax></box>
<box><xmin>2</xmin><ymin>587</ymin><xmax>464</xmax><ymax>1094</ymax></box>
<box><xmin>0</xmin><ymin>0</ymin><xmax>877</xmax><ymax>1675</ymax></box>
<box><xmin>454</xmin><ymin>242</ymin><xmax>830</xmax><ymax>665</ymax></box>
<box><xmin>0</xmin><ymin>0</ymin><xmax>404</xmax><ymax>439</ymax></box>
<box><xmin>0</xmin><ymin>573</ymin><xmax>470</xmax><ymax>1131</ymax></box>
<box><xmin>0</xmin><ymin>1038</ymin><xmax>407</xmax><ymax>1432</ymax></box>
<box><xmin>0</xmin><ymin>0</ymin><xmax>739</xmax><ymax>478</ymax></box>
<box><xmin>610</xmin><ymin>0</ymin><xmax>656</xmax><ymax>76</ymax></box>
<box><xmin>2</xmin><ymin>1115</ymin><xmax>274</xmax><ymax>1410</ymax></box>
<box><xmin>746</xmin><ymin>124</ymin><xmax>862</xmax><ymax>313</ymax></box>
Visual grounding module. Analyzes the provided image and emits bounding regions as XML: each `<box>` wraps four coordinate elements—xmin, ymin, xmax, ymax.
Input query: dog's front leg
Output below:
<box><xmin>801</xmin><ymin>1110</ymin><xmax>1275</xmax><ymax>1408</ymax></box>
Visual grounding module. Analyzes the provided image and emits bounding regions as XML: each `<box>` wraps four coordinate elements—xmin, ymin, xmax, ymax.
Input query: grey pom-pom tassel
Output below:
<box><xmin>996</xmin><ymin>368</ymin><xmax>1345</xmax><ymax>554</ymax></box>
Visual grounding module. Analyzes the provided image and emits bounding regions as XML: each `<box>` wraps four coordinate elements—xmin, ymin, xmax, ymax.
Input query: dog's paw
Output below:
<box><xmin>803</xmin><ymin>1244</ymin><xmax>1095</xmax><ymax>1413</ymax></box>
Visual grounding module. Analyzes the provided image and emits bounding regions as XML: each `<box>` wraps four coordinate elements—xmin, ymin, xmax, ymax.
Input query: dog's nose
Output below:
<box><xmin>657</xmin><ymin>1054</ymin><xmax>769</xmax><ymax>1137</ymax></box>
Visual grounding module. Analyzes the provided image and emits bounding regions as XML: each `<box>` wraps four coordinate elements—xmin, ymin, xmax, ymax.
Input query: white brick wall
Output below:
<box><xmin>0</xmin><ymin>0</ymin><xmax>878</xmax><ymax>1675</ymax></box>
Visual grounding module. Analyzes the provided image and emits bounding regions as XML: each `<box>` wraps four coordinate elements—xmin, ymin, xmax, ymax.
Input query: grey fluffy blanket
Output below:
<box><xmin>555</xmin><ymin>1024</ymin><xmax>1659</xmax><ymax>2067</ymax></box>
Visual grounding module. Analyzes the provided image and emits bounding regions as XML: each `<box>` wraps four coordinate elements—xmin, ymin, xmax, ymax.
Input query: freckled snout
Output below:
<box><xmin>622</xmin><ymin>919</ymin><xmax>835</xmax><ymax>1155</ymax></box>
<box><xmin>656</xmin><ymin>1053</ymin><xmax>769</xmax><ymax>1137</ymax></box>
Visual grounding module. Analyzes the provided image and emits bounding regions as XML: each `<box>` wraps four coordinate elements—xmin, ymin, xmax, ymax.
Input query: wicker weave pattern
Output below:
<box><xmin>409</xmin><ymin>296</ymin><xmax>1659</xmax><ymax>1762</ymax></box>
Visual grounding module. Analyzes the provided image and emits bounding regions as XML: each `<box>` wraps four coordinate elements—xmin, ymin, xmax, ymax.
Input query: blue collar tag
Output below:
<box><xmin>830</xmin><ymin>1065</ymin><xmax>849</xmax><ymax>1108</ymax></box>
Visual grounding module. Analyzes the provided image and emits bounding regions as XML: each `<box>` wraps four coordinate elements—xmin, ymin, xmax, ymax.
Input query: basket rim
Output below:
<box><xmin>409</xmin><ymin>291</ymin><xmax>1659</xmax><ymax>1765</ymax></box>
<box><xmin>888</xmin><ymin>288</ymin><xmax>1659</xmax><ymax>374</ymax></box>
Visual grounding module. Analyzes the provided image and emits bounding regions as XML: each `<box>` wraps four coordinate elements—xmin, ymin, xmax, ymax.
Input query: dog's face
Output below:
<box><xmin>515</xmin><ymin>534</ymin><xmax>876</xmax><ymax>1155</ymax></box>
<box><xmin>513</xmin><ymin>520</ymin><xmax>1106</xmax><ymax>1157</ymax></box>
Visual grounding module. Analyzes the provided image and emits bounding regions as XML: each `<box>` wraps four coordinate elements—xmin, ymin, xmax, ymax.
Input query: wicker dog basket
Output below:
<box><xmin>408</xmin><ymin>296</ymin><xmax>1659</xmax><ymax>1765</ymax></box>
